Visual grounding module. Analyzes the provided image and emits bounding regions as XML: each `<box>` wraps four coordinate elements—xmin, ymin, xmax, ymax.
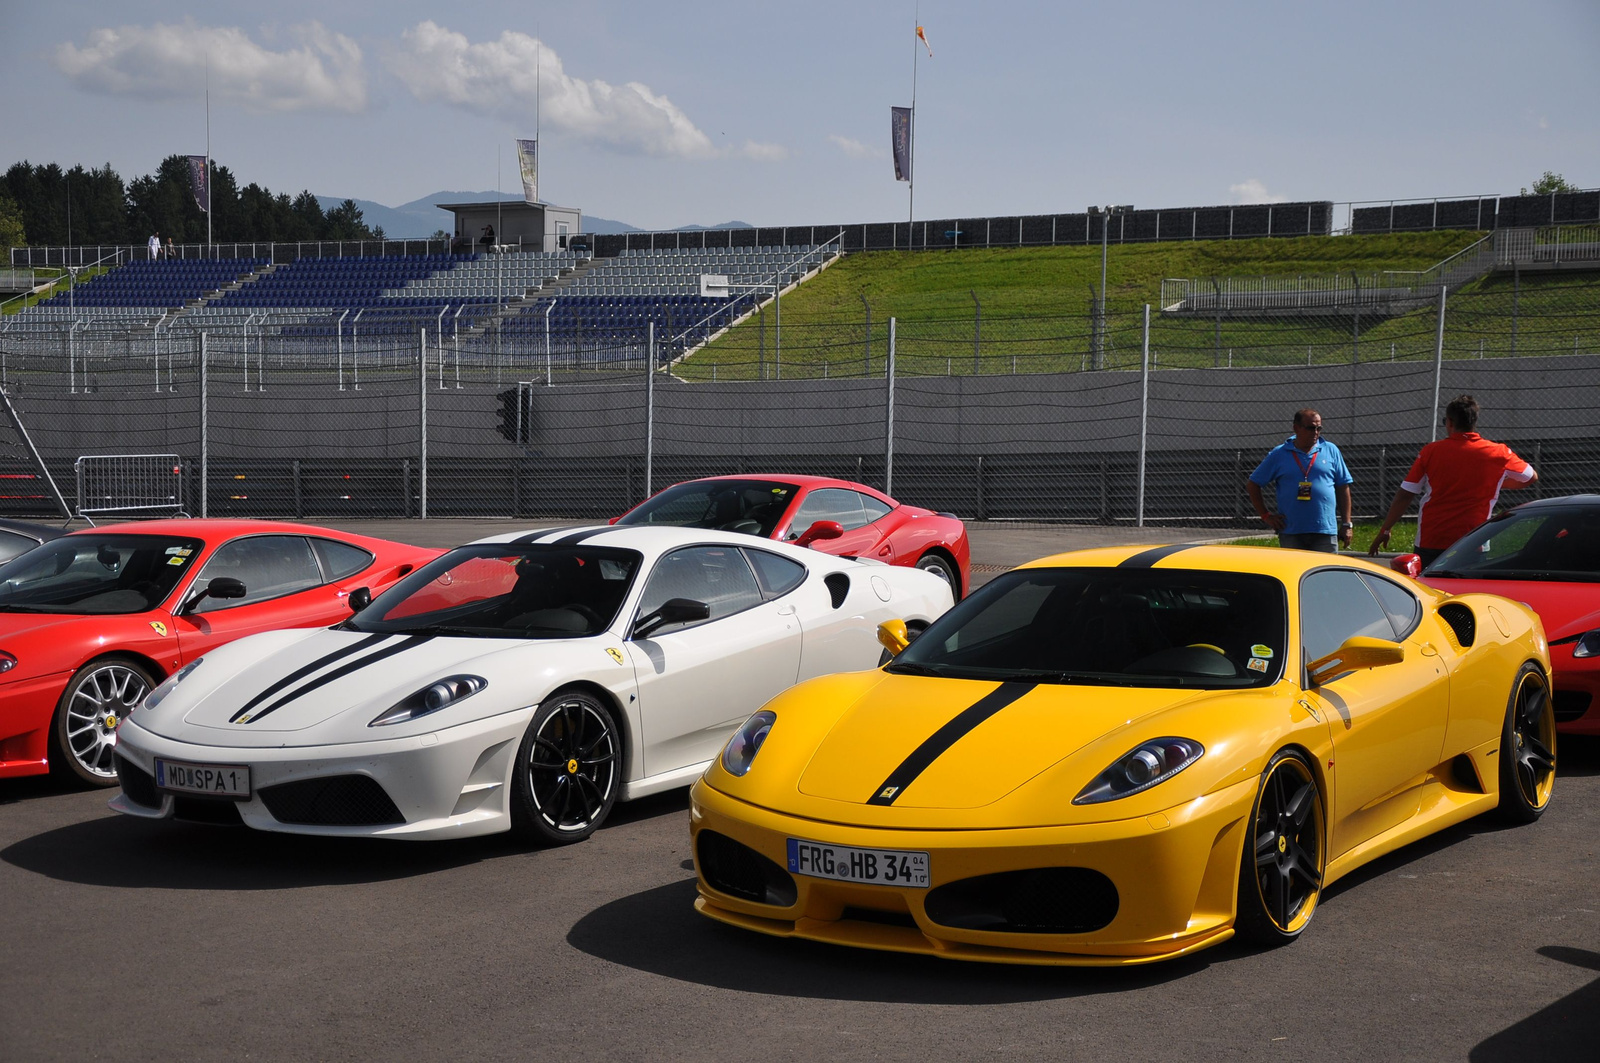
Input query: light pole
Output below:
<box><xmin>1089</xmin><ymin>204</ymin><xmax>1131</xmax><ymax>370</ymax></box>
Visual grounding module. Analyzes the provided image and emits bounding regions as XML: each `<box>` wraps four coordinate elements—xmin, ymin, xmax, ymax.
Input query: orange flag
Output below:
<box><xmin>916</xmin><ymin>25</ymin><xmax>933</xmax><ymax>57</ymax></box>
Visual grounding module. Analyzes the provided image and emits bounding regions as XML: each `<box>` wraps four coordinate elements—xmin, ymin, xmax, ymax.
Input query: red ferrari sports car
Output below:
<box><xmin>1394</xmin><ymin>494</ymin><xmax>1599</xmax><ymax>735</ymax></box>
<box><xmin>0</xmin><ymin>519</ymin><xmax>439</xmax><ymax>786</ymax></box>
<box><xmin>613</xmin><ymin>475</ymin><xmax>971</xmax><ymax>598</ymax></box>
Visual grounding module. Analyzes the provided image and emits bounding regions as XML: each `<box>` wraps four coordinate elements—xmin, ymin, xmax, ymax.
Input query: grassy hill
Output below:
<box><xmin>672</xmin><ymin>232</ymin><xmax>1599</xmax><ymax>380</ymax></box>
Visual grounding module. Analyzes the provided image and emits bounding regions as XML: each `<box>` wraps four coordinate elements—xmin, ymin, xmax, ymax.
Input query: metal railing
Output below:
<box><xmin>1159</xmin><ymin>227</ymin><xmax>1600</xmax><ymax>315</ymax></box>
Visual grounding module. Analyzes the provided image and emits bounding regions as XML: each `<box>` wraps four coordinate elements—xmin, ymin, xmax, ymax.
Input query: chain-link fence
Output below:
<box><xmin>1</xmin><ymin>275</ymin><xmax>1597</xmax><ymax>525</ymax></box>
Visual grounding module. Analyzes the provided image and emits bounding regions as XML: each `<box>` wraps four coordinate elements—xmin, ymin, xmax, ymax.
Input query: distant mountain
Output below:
<box><xmin>313</xmin><ymin>191</ymin><xmax>738</xmax><ymax>238</ymax></box>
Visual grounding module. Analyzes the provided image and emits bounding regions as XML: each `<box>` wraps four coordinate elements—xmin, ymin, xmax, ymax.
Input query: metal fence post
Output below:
<box><xmin>199</xmin><ymin>332</ymin><xmax>208</xmax><ymax>519</ymax></box>
<box><xmin>1137</xmin><ymin>304</ymin><xmax>1150</xmax><ymax>527</ymax></box>
<box><xmin>645</xmin><ymin>322</ymin><xmax>655</xmax><ymax>497</ymax></box>
<box><xmin>1430</xmin><ymin>287</ymin><xmax>1447</xmax><ymax>440</ymax></box>
<box><xmin>971</xmin><ymin>290</ymin><xmax>981</xmax><ymax>374</ymax></box>
<box><xmin>885</xmin><ymin>318</ymin><xmax>896</xmax><ymax>497</ymax></box>
<box><xmin>419</xmin><ymin>328</ymin><xmax>428</xmax><ymax>519</ymax></box>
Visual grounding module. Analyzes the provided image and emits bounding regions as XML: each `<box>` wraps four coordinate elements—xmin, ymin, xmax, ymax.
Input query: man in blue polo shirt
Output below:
<box><xmin>1246</xmin><ymin>408</ymin><xmax>1354</xmax><ymax>552</ymax></box>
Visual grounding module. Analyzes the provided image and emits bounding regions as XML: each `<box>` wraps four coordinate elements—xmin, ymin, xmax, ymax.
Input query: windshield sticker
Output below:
<box><xmin>1247</xmin><ymin>658</ymin><xmax>1268</xmax><ymax>673</ymax></box>
<box><xmin>606</xmin><ymin>647</ymin><xmax>625</xmax><ymax>665</ymax></box>
<box><xmin>167</xmin><ymin>556</ymin><xmax>188</xmax><ymax>566</ymax></box>
<box><xmin>1251</xmin><ymin>644</ymin><xmax>1274</xmax><ymax>658</ymax></box>
<box><xmin>599</xmin><ymin>559</ymin><xmax>630</xmax><ymax>580</ymax></box>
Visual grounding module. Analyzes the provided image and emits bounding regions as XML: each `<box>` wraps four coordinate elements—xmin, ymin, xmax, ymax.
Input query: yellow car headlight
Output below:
<box><xmin>1073</xmin><ymin>737</ymin><xmax>1204</xmax><ymax>805</ymax></box>
<box><xmin>721</xmin><ymin>711</ymin><xmax>775</xmax><ymax>777</ymax></box>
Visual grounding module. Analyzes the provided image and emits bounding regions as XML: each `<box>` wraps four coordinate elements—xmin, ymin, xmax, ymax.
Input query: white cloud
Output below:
<box><xmin>1229</xmin><ymin>178</ymin><xmax>1288</xmax><ymax>204</ymax></box>
<box><xmin>388</xmin><ymin>22</ymin><xmax>764</xmax><ymax>160</ymax></box>
<box><xmin>829</xmin><ymin>134</ymin><xmax>883</xmax><ymax>160</ymax></box>
<box><xmin>739</xmin><ymin>141</ymin><xmax>789</xmax><ymax>161</ymax></box>
<box><xmin>54</xmin><ymin>20</ymin><xmax>366</xmax><ymax>112</ymax></box>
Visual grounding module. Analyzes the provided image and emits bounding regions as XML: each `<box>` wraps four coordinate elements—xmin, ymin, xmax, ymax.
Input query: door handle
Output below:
<box><xmin>1419</xmin><ymin>642</ymin><xmax>1439</xmax><ymax>657</ymax></box>
<box><xmin>776</xmin><ymin>604</ymin><xmax>796</xmax><ymax>616</ymax></box>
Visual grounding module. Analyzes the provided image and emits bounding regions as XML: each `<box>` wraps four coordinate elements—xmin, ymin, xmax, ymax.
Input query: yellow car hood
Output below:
<box><xmin>796</xmin><ymin>673</ymin><xmax>1224</xmax><ymax>810</ymax></box>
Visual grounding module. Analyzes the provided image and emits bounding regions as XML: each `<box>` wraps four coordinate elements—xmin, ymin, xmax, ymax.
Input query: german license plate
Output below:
<box><xmin>786</xmin><ymin>838</ymin><xmax>929</xmax><ymax>888</ymax></box>
<box><xmin>155</xmin><ymin>758</ymin><xmax>251</xmax><ymax>799</ymax></box>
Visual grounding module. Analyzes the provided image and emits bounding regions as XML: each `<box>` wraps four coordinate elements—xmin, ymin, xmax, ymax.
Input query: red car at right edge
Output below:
<box><xmin>1394</xmin><ymin>494</ymin><xmax>1600</xmax><ymax>735</ymax></box>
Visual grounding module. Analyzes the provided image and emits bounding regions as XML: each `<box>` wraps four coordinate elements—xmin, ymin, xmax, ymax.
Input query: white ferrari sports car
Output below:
<box><xmin>110</xmin><ymin>525</ymin><xmax>953</xmax><ymax>844</ymax></box>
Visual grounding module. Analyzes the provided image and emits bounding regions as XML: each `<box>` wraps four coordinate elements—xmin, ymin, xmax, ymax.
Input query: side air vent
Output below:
<box><xmin>823</xmin><ymin>572</ymin><xmax>850</xmax><ymax>609</ymax></box>
<box><xmin>1438</xmin><ymin>603</ymin><xmax>1475</xmax><ymax>647</ymax></box>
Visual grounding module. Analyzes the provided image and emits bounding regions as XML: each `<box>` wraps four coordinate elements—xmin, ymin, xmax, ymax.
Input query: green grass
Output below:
<box><xmin>671</xmin><ymin>232</ymin><xmax>1600</xmax><ymax>380</ymax></box>
<box><xmin>1230</xmin><ymin>521</ymin><xmax>1416</xmax><ymax>553</ymax></box>
<box><xmin>675</xmin><ymin>232</ymin><xmax>1493</xmax><ymax>379</ymax></box>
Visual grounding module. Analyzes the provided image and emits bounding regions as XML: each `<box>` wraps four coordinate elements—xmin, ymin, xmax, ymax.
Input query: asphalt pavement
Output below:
<box><xmin>2</xmin><ymin>520</ymin><xmax>1593</xmax><ymax>1061</ymax></box>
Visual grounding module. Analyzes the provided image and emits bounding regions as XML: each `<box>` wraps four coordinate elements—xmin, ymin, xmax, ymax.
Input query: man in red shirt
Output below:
<box><xmin>1369</xmin><ymin>395</ymin><xmax>1538</xmax><ymax>566</ymax></box>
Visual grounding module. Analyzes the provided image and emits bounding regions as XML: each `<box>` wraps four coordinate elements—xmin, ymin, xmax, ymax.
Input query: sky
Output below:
<box><xmin>5</xmin><ymin>1</ymin><xmax>1598</xmax><ymax>230</ymax></box>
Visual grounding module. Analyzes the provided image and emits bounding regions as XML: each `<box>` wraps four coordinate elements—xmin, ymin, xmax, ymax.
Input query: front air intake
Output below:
<box><xmin>696</xmin><ymin>830</ymin><xmax>798</xmax><ymax>907</ymax></box>
<box><xmin>924</xmin><ymin>867</ymin><xmax>1120</xmax><ymax>934</ymax></box>
<box><xmin>115</xmin><ymin>754</ymin><xmax>161</xmax><ymax>809</ymax></box>
<box><xmin>259</xmin><ymin>775</ymin><xmax>404</xmax><ymax>826</ymax></box>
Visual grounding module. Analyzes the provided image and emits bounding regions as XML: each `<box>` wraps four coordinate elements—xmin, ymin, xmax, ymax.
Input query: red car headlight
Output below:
<box><xmin>1574</xmin><ymin>631</ymin><xmax>1600</xmax><ymax>659</ymax></box>
<box><xmin>0</xmin><ymin>651</ymin><xmax>15</xmax><ymax>674</ymax></box>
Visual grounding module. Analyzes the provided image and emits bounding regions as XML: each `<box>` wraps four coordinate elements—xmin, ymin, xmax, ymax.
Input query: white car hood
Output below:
<box><xmin>138</xmin><ymin>627</ymin><xmax>617</xmax><ymax>745</ymax></box>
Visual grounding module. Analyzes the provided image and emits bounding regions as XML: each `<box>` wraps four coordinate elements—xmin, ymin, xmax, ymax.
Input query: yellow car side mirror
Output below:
<box><xmin>877</xmin><ymin>619</ymin><xmax>910</xmax><ymax>657</ymax></box>
<box><xmin>1307</xmin><ymin>636</ymin><xmax>1406</xmax><ymax>686</ymax></box>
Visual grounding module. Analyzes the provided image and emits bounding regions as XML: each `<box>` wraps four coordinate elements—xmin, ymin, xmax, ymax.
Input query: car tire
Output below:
<box><xmin>914</xmin><ymin>551</ymin><xmax>960</xmax><ymax>599</ymax></box>
<box><xmin>1234</xmin><ymin>748</ymin><xmax>1325</xmax><ymax>947</ymax></box>
<box><xmin>51</xmin><ymin>656</ymin><xmax>156</xmax><ymax>788</ymax></box>
<box><xmin>510</xmin><ymin>688</ymin><xmax>621</xmax><ymax>846</ymax></box>
<box><xmin>1496</xmin><ymin>661</ymin><xmax>1556</xmax><ymax>824</ymax></box>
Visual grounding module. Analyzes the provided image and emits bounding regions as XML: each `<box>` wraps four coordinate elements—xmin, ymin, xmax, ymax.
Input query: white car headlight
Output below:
<box><xmin>1573</xmin><ymin>630</ymin><xmax>1600</xmax><ymax>659</ymax></box>
<box><xmin>369</xmin><ymin>675</ymin><xmax>486</xmax><ymax>727</ymax></box>
<box><xmin>140</xmin><ymin>658</ymin><xmax>205</xmax><ymax>714</ymax></box>
<box><xmin>1073</xmin><ymin>737</ymin><xmax>1205</xmax><ymax>805</ymax></box>
<box><xmin>721</xmin><ymin>711</ymin><xmax>775</xmax><ymax>777</ymax></box>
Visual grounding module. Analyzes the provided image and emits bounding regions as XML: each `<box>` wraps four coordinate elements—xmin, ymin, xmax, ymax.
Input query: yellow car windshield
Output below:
<box><xmin>888</xmin><ymin>567</ymin><xmax>1287</xmax><ymax>688</ymax></box>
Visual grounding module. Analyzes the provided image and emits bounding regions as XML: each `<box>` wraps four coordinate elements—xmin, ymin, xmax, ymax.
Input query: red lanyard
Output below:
<box><xmin>1290</xmin><ymin>445</ymin><xmax>1319</xmax><ymax>479</ymax></box>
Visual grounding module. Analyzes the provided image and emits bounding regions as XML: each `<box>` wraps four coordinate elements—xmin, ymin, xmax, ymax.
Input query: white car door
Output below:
<box><xmin>625</xmin><ymin>544</ymin><xmax>802</xmax><ymax>779</ymax></box>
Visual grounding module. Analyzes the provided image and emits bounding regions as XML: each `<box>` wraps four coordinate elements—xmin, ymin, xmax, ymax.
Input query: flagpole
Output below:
<box><xmin>908</xmin><ymin>11</ymin><xmax>918</xmax><ymax>246</ymax></box>
<box><xmin>205</xmin><ymin>59</ymin><xmax>212</xmax><ymax>253</ymax></box>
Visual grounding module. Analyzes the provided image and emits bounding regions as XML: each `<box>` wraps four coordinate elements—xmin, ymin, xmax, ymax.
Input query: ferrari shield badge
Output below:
<box><xmin>149</xmin><ymin>621</ymin><xmax>169</xmax><ymax>637</ymax></box>
<box><xmin>606</xmin><ymin>647</ymin><xmax>625</xmax><ymax>665</ymax></box>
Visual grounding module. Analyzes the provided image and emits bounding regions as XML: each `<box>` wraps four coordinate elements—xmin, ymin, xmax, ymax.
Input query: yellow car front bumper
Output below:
<box><xmin>690</xmin><ymin>774</ymin><xmax>1260</xmax><ymax>966</ymax></box>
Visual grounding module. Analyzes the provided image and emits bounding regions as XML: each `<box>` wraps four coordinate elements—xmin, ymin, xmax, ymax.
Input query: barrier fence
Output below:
<box><xmin>1</xmin><ymin>276</ymin><xmax>1597</xmax><ymax>525</ymax></box>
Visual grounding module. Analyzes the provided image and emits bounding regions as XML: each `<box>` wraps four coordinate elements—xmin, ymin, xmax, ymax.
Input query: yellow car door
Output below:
<box><xmin>1300</xmin><ymin>568</ymin><xmax>1449</xmax><ymax>859</ymax></box>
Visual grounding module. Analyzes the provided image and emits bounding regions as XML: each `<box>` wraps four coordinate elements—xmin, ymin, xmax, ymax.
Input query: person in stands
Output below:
<box><xmin>1369</xmin><ymin>395</ymin><xmax>1538</xmax><ymax>566</ymax></box>
<box><xmin>1246</xmin><ymin>407</ymin><xmax>1355</xmax><ymax>552</ymax></box>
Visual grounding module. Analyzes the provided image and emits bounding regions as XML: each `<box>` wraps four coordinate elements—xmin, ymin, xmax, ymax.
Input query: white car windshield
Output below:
<box><xmin>0</xmin><ymin>535</ymin><xmax>203</xmax><ymax>614</ymax></box>
<box><xmin>347</xmin><ymin>544</ymin><xmax>643</xmax><ymax>638</ymax></box>
<box><xmin>887</xmin><ymin>567</ymin><xmax>1288</xmax><ymax>688</ymax></box>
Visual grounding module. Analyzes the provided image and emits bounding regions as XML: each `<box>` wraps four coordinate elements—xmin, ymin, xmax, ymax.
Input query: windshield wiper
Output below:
<box><xmin>884</xmin><ymin>661</ymin><xmax>954</xmax><ymax>677</ymax></box>
<box><xmin>392</xmin><ymin>623</ymin><xmax>495</xmax><ymax>637</ymax></box>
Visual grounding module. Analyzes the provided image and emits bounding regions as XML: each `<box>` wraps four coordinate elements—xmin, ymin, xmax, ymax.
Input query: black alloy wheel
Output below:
<box><xmin>511</xmin><ymin>689</ymin><xmax>620</xmax><ymax>846</ymax></box>
<box><xmin>1497</xmin><ymin>661</ymin><xmax>1556</xmax><ymax>823</ymax></box>
<box><xmin>52</xmin><ymin>657</ymin><xmax>156</xmax><ymax>787</ymax></box>
<box><xmin>1235</xmin><ymin>748</ymin><xmax>1325</xmax><ymax>946</ymax></box>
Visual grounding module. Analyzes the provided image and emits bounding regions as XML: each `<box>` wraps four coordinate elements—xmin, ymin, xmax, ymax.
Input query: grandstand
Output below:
<box><xmin>0</xmin><ymin>241</ymin><xmax>841</xmax><ymax>359</ymax></box>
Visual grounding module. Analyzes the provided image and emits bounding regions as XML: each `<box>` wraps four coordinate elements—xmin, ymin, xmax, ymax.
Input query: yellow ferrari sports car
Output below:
<box><xmin>690</xmin><ymin>544</ymin><xmax>1557</xmax><ymax>965</ymax></box>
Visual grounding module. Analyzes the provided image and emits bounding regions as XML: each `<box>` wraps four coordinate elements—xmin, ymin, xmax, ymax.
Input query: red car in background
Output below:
<box><xmin>613</xmin><ymin>475</ymin><xmax>971</xmax><ymax>598</ymax></box>
<box><xmin>0</xmin><ymin>519</ymin><xmax>440</xmax><ymax>786</ymax></box>
<box><xmin>1394</xmin><ymin>494</ymin><xmax>1600</xmax><ymax>735</ymax></box>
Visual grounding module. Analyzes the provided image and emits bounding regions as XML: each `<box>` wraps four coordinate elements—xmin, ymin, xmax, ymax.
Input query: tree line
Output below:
<box><xmin>1</xmin><ymin>156</ymin><xmax>385</xmax><ymax>249</ymax></box>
